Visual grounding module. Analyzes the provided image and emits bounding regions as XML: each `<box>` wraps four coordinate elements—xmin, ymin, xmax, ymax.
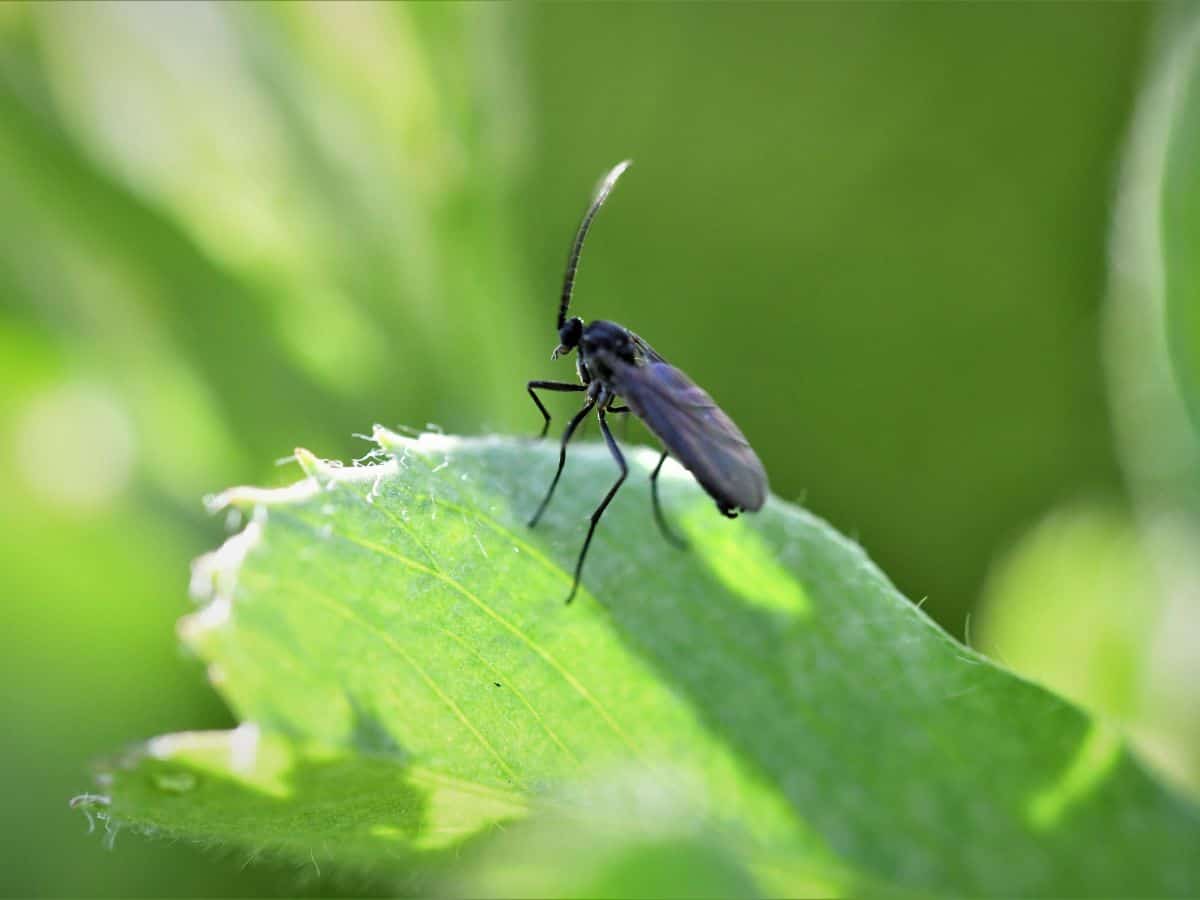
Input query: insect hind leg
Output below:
<box><xmin>650</xmin><ymin>451</ymin><xmax>688</xmax><ymax>549</ymax></box>
<box><xmin>565</xmin><ymin>409</ymin><xmax>627</xmax><ymax>604</ymax></box>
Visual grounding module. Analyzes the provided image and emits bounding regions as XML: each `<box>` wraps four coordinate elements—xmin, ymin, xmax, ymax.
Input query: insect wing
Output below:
<box><xmin>628</xmin><ymin>331</ymin><xmax>667</xmax><ymax>365</ymax></box>
<box><xmin>612</xmin><ymin>359</ymin><xmax>767</xmax><ymax>512</ymax></box>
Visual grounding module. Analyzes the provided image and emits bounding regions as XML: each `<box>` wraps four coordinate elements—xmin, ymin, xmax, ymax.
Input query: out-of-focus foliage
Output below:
<box><xmin>94</xmin><ymin>433</ymin><xmax>1200</xmax><ymax>897</ymax></box>
<box><xmin>1106</xmin><ymin>5</ymin><xmax>1200</xmax><ymax>792</ymax></box>
<box><xmin>981</xmin><ymin>4</ymin><xmax>1200</xmax><ymax>799</ymax></box>
<box><xmin>1</xmin><ymin>0</ymin><xmax>1193</xmax><ymax>896</ymax></box>
<box><xmin>524</xmin><ymin>3</ymin><xmax>1145</xmax><ymax>630</ymax></box>
<box><xmin>1164</xmin><ymin>13</ymin><xmax>1200</xmax><ymax>434</ymax></box>
<box><xmin>1</xmin><ymin>3</ymin><xmax>530</xmax><ymax>895</ymax></box>
<box><xmin>979</xmin><ymin>504</ymin><xmax>1155</xmax><ymax>722</ymax></box>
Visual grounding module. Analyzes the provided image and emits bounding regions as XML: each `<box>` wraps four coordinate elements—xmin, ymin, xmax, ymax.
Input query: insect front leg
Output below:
<box><xmin>527</xmin><ymin>380</ymin><xmax>586</xmax><ymax>439</ymax></box>
<box><xmin>649</xmin><ymin>451</ymin><xmax>688</xmax><ymax>550</ymax></box>
<box><xmin>529</xmin><ymin>395</ymin><xmax>596</xmax><ymax>528</ymax></box>
<box><xmin>566</xmin><ymin>408</ymin><xmax>628</xmax><ymax>604</ymax></box>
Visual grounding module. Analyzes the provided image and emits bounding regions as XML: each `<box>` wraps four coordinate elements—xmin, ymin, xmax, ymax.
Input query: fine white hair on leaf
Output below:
<box><xmin>373</xmin><ymin>424</ymin><xmax>456</xmax><ymax>456</ymax></box>
<box><xmin>293</xmin><ymin>447</ymin><xmax>398</xmax><ymax>491</ymax></box>
<box><xmin>366</xmin><ymin>471</ymin><xmax>384</xmax><ymax>504</ymax></box>
<box><xmin>102</xmin><ymin>817</ymin><xmax>121</xmax><ymax>850</ymax></box>
<box><xmin>70</xmin><ymin>792</ymin><xmax>113</xmax><ymax>837</ymax></box>
<box><xmin>70</xmin><ymin>793</ymin><xmax>111</xmax><ymax>810</ymax></box>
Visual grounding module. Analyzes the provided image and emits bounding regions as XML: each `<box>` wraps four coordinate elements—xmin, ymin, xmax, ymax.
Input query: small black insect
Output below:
<box><xmin>527</xmin><ymin>160</ymin><xmax>768</xmax><ymax>603</ymax></box>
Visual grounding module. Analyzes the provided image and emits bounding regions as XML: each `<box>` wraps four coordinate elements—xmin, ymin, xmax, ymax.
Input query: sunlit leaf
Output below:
<box><xmin>91</xmin><ymin>431</ymin><xmax>1200</xmax><ymax>896</ymax></box>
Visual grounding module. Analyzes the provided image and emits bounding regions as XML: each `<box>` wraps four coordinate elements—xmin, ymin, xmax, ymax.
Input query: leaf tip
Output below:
<box><xmin>294</xmin><ymin>447</ymin><xmax>326</xmax><ymax>480</ymax></box>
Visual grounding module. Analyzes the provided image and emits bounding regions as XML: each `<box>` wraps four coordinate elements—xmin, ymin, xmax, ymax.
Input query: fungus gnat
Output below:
<box><xmin>527</xmin><ymin>160</ymin><xmax>768</xmax><ymax>603</ymax></box>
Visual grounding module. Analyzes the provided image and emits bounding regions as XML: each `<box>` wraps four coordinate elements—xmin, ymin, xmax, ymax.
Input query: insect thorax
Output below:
<box><xmin>579</xmin><ymin>319</ymin><xmax>642</xmax><ymax>380</ymax></box>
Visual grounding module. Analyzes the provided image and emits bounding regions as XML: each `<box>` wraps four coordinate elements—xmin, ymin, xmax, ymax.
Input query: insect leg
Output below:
<box><xmin>528</xmin><ymin>396</ymin><xmax>596</xmax><ymax>528</ymax></box>
<box><xmin>566</xmin><ymin>409</ymin><xmax>628</xmax><ymax>604</ymax></box>
<box><xmin>527</xmin><ymin>380</ymin><xmax>586</xmax><ymax>439</ymax></box>
<box><xmin>650</xmin><ymin>451</ymin><xmax>688</xmax><ymax>549</ymax></box>
<box><xmin>607</xmin><ymin>403</ymin><xmax>632</xmax><ymax>440</ymax></box>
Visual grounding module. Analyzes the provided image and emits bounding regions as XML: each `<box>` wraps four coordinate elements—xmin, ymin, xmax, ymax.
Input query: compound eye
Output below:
<box><xmin>558</xmin><ymin>317</ymin><xmax>583</xmax><ymax>348</ymax></box>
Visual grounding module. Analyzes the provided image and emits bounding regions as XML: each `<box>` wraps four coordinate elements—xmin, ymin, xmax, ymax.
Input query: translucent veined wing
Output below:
<box><xmin>605</xmin><ymin>352</ymin><xmax>768</xmax><ymax>514</ymax></box>
<box><xmin>628</xmin><ymin>331</ymin><xmax>667</xmax><ymax>365</ymax></box>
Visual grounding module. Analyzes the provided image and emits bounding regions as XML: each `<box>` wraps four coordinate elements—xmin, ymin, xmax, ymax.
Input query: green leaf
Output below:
<box><xmin>977</xmin><ymin>504</ymin><xmax>1156</xmax><ymax>722</ymax></box>
<box><xmin>93</xmin><ymin>430</ymin><xmax>1200</xmax><ymax>896</ymax></box>
<box><xmin>1105</xmin><ymin>6</ymin><xmax>1200</xmax><ymax>795</ymax></box>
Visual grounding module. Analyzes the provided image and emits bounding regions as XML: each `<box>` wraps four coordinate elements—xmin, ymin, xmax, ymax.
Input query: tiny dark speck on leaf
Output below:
<box><xmin>493</xmin><ymin>682</ymin><xmax>502</xmax><ymax>687</ymax></box>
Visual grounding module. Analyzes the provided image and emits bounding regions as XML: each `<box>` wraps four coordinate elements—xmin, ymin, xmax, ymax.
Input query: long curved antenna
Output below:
<box><xmin>558</xmin><ymin>160</ymin><xmax>632</xmax><ymax>330</ymax></box>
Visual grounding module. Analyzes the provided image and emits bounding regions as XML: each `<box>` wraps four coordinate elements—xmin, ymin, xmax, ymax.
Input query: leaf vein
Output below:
<box><xmin>327</xmin><ymin>484</ymin><xmax>584</xmax><ymax>764</ymax></box>
<box><xmin>277</xmin><ymin>574</ymin><xmax>522</xmax><ymax>786</ymax></box>
<box><xmin>286</xmin><ymin>512</ymin><xmax>639</xmax><ymax>756</ymax></box>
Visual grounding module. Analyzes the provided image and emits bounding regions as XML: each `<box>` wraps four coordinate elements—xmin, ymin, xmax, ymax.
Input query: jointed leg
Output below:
<box><xmin>608</xmin><ymin>403</ymin><xmax>631</xmax><ymax>440</ymax></box>
<box><xmin>650</xmin><ymin>451</ymin><xmax>688</xmax><ymax>549</ymax></box>
<box><xmin>527</xmin><ymin>380</ymin><xmax>586</xmax><ymax>439</ymax></box>
<box><xmin>566</xmin><ymin>409</ymin><xmax>628</xmax><ymax>604</ymax></box>
<box><xmin>529</xmin><ymin>396</ymin><xmax>595</xmax><ymax>527</ymax></box>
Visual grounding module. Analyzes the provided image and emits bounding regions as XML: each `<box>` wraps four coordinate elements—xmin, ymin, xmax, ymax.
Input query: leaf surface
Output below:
<box><xmin>93</xmin><ymin>430</ymin><xmax>1200</xmax><ymax>896</ymax></box>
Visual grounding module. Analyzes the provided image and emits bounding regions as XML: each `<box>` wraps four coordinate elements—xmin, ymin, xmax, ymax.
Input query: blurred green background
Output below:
<box><xmin>2</xmin><ymin>1</ymin><xmax>1198</xmax><ymax>895</ymax></box>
